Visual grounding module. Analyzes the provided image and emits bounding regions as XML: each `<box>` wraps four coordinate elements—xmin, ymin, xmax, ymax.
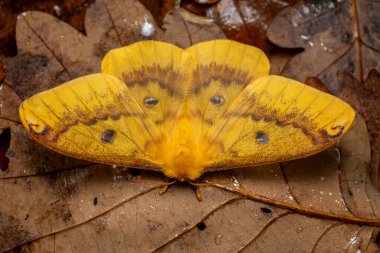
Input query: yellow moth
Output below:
<box><xmin>19</xmin><ymin>40</ymin><xmax>355</xmax><ymax>181</ymax></box>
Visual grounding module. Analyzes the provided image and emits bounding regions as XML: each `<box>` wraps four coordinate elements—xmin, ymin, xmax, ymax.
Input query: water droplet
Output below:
<box><xmin>300</xmin><ymin>34</ymin><xmax>311</xmax><ymax>40</ymax></box>
<box><xmin>231</xmin><ymin>176</ymin><xmax>240</xmax><ymax>188</ymax></box>
<box><xmin>347</xmin><ymin>235</ymin><xmax>359</xmax><ymax>247</ymax></box>
<box><xmin>53</xmin><ymin>5</ymin><xmax>62</xmax><ymax>16</ymax></box>
<box><xmin>113</xmin><ymin>175</ymin><xmax>123</xmax><ymax>182</ymax></box>
<box><xmin>319</xmin><ymin>191</ymin><xmax>324</xmax><ymax>195</ymax></box>
<box><xmin>301</xmin><ymin>5</ymin><xmax>310</xmax><ymax>14</ymax></box>
<box><xmin>214</xmin><ymin>234</ymin><xmax>223</xmax><ymax>245</ymax></box>
<box><xmin>296</xmin><ymin>227</ymin><xmax>303</xmax><ymax>233</ymax></box>
<box><xmin>308</xmin><ymin>41</ymin><xmax>314</xmax><ymax>47</ymax></box>
<box><xmin>327</xmin><ymin>2</ymin><xmax>335</xmax><ymax>9</ymax></box>
<box><xmin>141</xmin><ymin>17</ymin><xmax>155</xmax><ymax>37</ymax></box>
<box><xmin>320</xmin><ymin>176</ymin><xmax>326</xmax><ymax>181</ymax></box>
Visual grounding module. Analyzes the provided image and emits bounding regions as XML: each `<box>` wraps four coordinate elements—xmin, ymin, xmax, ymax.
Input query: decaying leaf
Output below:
<box><xmin>304</xmin><ymin>76</ymin><xmax>331</xmax><ymax>94</ymax></box>
<box><xmin>0</xmin><ymin>61</ymin><xmax>4</xmax><ymax>82</ymax></box>
<box><xmin>182</xmin><ymin>0</ymin><xmax>298</xmax><ymax>50</ymax></box>
<box><xmin>159</xmin><ymin>8</ymin><xmax>226</xmax><ymax>48</ymax></box>
<box><xmin>267</xmin><ymin>0</ymin><xmax>380</xmax><ymax>94</ymax></box>
<box><xmin>1</xmin><ymin>0</ymin><xmax>380</xmax><ymax>252</ymax></box>
<box><xmin>0</xmin><ymin>0</ymin><xmax>95</xmax><ymax>57</ymax></box>
<box><xmin>338</xmin><ymin>70</ymin><xmax>380</xmax><ymax>191</ymax></box>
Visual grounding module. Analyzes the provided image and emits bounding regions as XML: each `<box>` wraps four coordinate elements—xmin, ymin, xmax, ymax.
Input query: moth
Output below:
<box><xmin>19</xmin><ymin>40</ymin><xmax>355</xmax><ymax>183</ymax></box>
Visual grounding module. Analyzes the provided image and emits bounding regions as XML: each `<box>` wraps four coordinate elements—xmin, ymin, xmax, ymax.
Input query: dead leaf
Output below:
<box><xmin>267</xmin><ymin>0</ymin><xmax>380</xmax><ymax>94</ymax></box>
<box><xmin>304</xmin><ymin>76</ymin><xmax>331</xmax><ymax>94</ymax></box>
<box><xmin>338</xmin><ymin>70</ymin><xmax>380</xmax><ymax>191</ymax></box>
<box><xmin>0</xmin><ymin>61</ymin><xmax>4</xmax><ymax>82</ymax></box>
<box><xmin>1</xmin><ymin>0</ymin><xmax>380</xmax><ymax>252</ymax></box>
<box><xmin>182</xmin><ymin>0</ymin><xmax>298</xmax><ymax>50</ymax></box>
<box><xmin>139</xmin><ymin>0</ymin><xmax>177</xmax><ymax>27</ymax></box>
<box><xmin>159</xmin><ymin>8</ymin><xmax>226</xmax><ymax>48</ymax></box>
<box><xmin>0</xmin><ymin>0</ymin><xmax>95</xmax><ymax>57</ymax></box>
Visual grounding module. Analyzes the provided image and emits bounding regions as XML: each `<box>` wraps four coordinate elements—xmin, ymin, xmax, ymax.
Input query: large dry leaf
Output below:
<box><xmin>182</xmin><ymin>0</ymin><xmax>299</xmax><ymax>50</ymax></box>
<box><xmin>338</xmin><ymin>70</ymin><xmax>380</xmax><ymax>191</ymax></box>
<box><xmin>267</xmin><ymin>0</ymin><xmax>380</xmax><ymax>94</ymax></box>
<box><xmin>1</xmin><ymin>0</ymin><xmax>380</xmax><ymax>252</ymax></box>
<box><xmin>0</xmin><ymin>0</ymin><xmax>95</xmax><ymax>57</ymax></box>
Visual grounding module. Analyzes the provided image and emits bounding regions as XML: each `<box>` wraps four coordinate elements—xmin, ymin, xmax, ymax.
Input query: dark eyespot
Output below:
<box><xmin>210</xmin><ymin>95</ymin><xmax>224</xmax><ymax>105</ymax></box>
<box><xmin>144</xmin><ymin>97</ymin><xmax>158</xmax><ymax>106</ymax></box>
<box><xmin>256</xmin><ymin>131</ymin><xmax>269</xmax><ymax>144</ymax></box>
<box><xmin>101</xmin><ymin>129</ymin><xmax>115</xmax><ymax>143</ymax></box>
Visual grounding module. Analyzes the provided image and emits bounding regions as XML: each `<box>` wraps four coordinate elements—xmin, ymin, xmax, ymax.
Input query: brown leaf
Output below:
<box><xmin>1</xmin><ymin>0</ymin><xmax>380</xmax><ymax>251</ymax></box>
<box><xmin>0</xmin><ymin>61</ymin><xmax>4</xmax><ymax>82</ymax></box>
<box><xmin>267</xmin><ymin>0</ymin><xmax>380</xmax><ymax>93</ymax></box>
<box><xmin>139</xmin><ymin>0</ymin><xmax>177</xmax><ymax>26</ymax></box>
<box><xmin>304</xmin><ymin>76</ymin><xmax>331</xmax><ymax>94</ymax></box>
<box><xmin>0</xmin><ymin>0</ymin><xmax>95</xmax><ymax>57</ymax></box>
<box><xmin>0</xmin><ymin>83</ymin><xmax>22</xmax><ymax>129</ymax></box>
<box><xmin>338</xmin><ymin>70</ymin><xmax>380</xmax><ymax>191</ymax></box>
<box><xmin>159</xmin><ymin>8</ymin><xmax>226</xmax><ymax>48</ymax></box>
<box><xmin>183</xmin><ymin>0</ymin><xmax>298</xmax><ymax>50</ymax></box>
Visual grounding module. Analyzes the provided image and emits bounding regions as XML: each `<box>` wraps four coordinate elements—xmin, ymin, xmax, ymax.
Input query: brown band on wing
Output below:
<box><xmin>122</xmin><ymin>64</ymin><xmax>187</xmax><ymax>97</ymax></box>
<box><xmin>192</xmin><ymin>63</ymin><xmax>252</xmax><ymax>93</ymax></box>
<box><xmin>31</xmin><ymin>108</ymin><xmax>144</xmax><ymax>143</ymax></box>
<box><xmin>219</xmin><ymin>95</ymin><xmax>344</xmax><ymax>146</ymax></box>
<box><xmin>249</xmin><ymin>110</ymin><xmax>344</xmax><ymax>145</ymax></box>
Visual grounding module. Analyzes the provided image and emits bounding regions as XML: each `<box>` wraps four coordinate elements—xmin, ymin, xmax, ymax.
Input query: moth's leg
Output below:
<box><xmin>191</xmin><ymin>185</ymin><xmax>202</xmax><ymax>201</ymax></box>
<box><xmin>159</xmin><ymin>185</ymin><xmax>170</xmax><ymax>195</ymax></box>
<box><xmin>188</xmin><ymin>181</ymin><xmax>202</xmax><ymax>201</ymax></box>
<box><xmin>159</xmin><ymin>178</ymin><xmax>176</xmax><ymax>195</ymax></box>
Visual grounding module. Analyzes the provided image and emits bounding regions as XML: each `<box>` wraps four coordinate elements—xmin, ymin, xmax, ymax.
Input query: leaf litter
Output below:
<box><xmin>0</xmin><ymin>0</ymin><xmax>379</xmax><ymax>252</ymax></box>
